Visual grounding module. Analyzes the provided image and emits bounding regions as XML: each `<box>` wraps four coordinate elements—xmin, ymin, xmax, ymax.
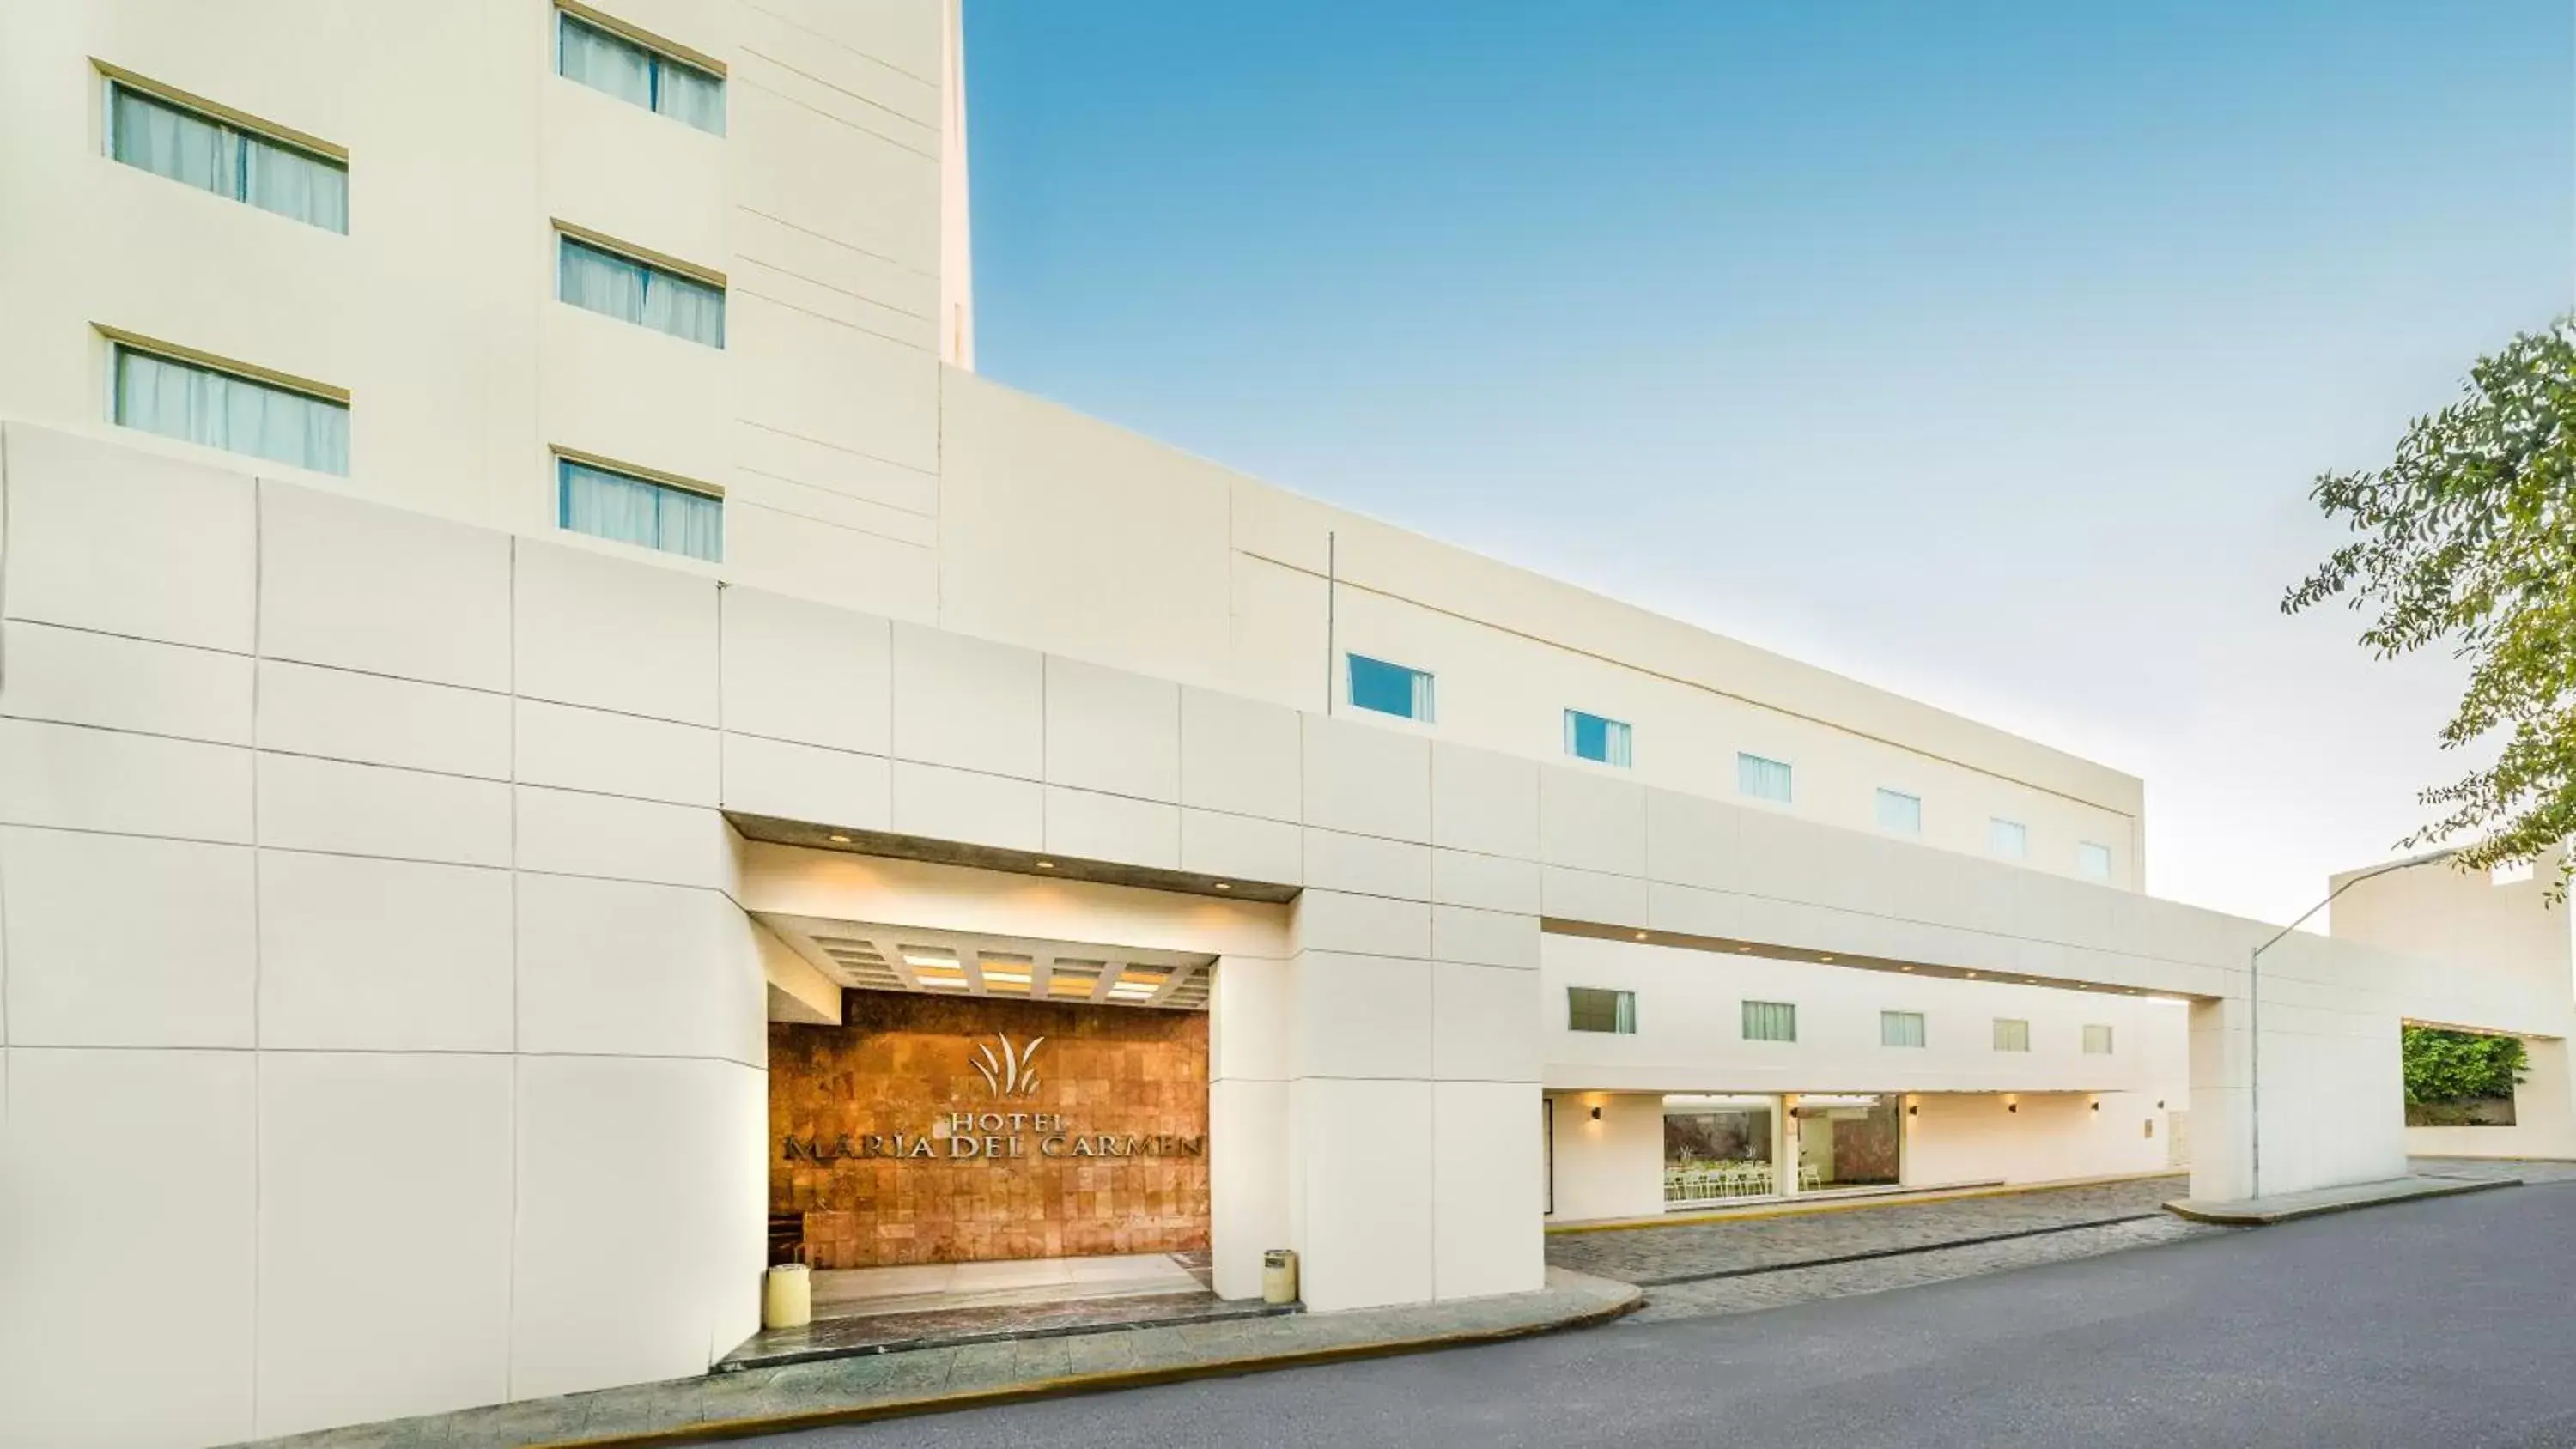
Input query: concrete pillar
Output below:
<box><xmin>1207</xmin><ymin>954</ymin><xmax>1292</xmax><ymax>1300</ymax></box>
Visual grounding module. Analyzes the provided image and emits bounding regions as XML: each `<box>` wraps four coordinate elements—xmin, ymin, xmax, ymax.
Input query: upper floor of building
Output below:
<box><xmin>0</xmin><ymin>0</ymin><xmax>2142</xmax><ymax>889</ymax></box>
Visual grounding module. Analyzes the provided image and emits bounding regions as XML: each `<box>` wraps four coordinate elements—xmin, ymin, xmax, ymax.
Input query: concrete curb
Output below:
<box><xmin>2165</xmin><ymin>1174</ymin><xmax>2519</xmax><ymax>1227</ymax></box>
<box><xmin>530</xmin><ymin>1285</ymin><xmax>1644</xmax><ymax>1448</ymax></box>
<box><xmin>1628</xmin><ymin>1211</ymin><xmax>2170</xmax><ymax>1287</ymax></box>
<box><xmin>1547</xmin><ymin>1170</ymin><xmax>2177</xmax><ymax>1236</ymax></box>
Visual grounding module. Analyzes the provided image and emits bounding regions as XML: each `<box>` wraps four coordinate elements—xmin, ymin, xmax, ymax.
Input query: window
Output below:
<box><xmin>1567</xmin><ymin>987</ymin><xmax>1635</xmax><ymax>1034</ymax></box>
<box><xmin>1347</xmin><ymin>654</ymin><xmax>1432</xmax><ymax>721</ymax></box>
<box><xmin>557</xmin><ymin>455</ymin><xmax>722</xmax><ymax>561</ymax></box>
<box><xmin>1993</xmin><ymin>1018</ymin><xmax>2031</xmax><ymax>1052</ymax></box>
<box><xmin>112</xmin><ymin>343</ymin><xmax>349</xmax><ymax>475</ymax></box>
<box><xmin>106</xmin><ymin>79</ymin><xmax>348</xmax><ymax>233</ymax></box>
<box><xmin>1880</xmin><ymin>1010</ymin><xmax>1926</xmax><ymax>1048</ymax></box>
<box><xmin>1989</xmin><ymin>818</ymin><xmax>2028</xmax><ymax>859</ymax></box>
<box><xmin>2083</xmin><ymin>1023</ymin><xmax>2114</xmax><ymax>1055</ymax></box>
<box><xmin>1737</xmin><ymin>753</ymin><xmax>1793</xmax><ymax>803</ymax></box>
<box><xmin>2076</xmin><ymin>841</ymin><xmax>2112</xmax><ymax>881</ymax></box>
<box><xmin>557</xmin><ymin>234</ymin><xmax>726</xmax><ymax>347</ymax></box>
<box><xmin>557</xmin><ymin>9</ymin><xmax>726</xmax><ymax>134</ymax></box>
<box><xmin>1564</xmin><ymin>710</ymin><xmax>1632</xmax><ymax>767</ymax></box>
<box><xmin>1741</xmin><ymin>1000</ymin><xmax>1797</xmax><ymax>1043</ymax></box>
<box><xmin>1876</xmin><ymin>788</ymin><xmax>1923</xmax><ymax>834</ymax></box>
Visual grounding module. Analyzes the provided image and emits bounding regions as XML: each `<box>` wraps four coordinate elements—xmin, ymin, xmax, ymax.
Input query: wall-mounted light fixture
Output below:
<box><xmin>1589</xmin><ymin>1106</ymin><xmax>1602</xmax><ymax>1121</ymax></box>
<box><xmin>2004</xmin><ymin>1094</ymin><xmax>2019</xmax><ymax>1114</ymax></box>
<box><xmin>2090</xmin><ymin>1100</ymin><xmax>2100</xmax><ymax>1113</ymax></box>
<box><xmin>1907</xmin><ymin>1105</ymin><xmax>1918</xmax><ymax>1117</ymax></box>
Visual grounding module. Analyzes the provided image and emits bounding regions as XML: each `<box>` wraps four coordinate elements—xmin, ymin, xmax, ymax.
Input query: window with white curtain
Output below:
<box><xmin>2076</xmin><ymin>841</ymin><xmax>2112</xmax><ymax>880</ymax></box>
<box><xmin>1565</xmin><ymin>710</ymin><xmax>1632</xmax><ymax>767</ymax></box>
<box><xmin>556</xmin><ymin>9</ymin><xmax>726</xmax><ymax>134</ymax></box>
<box><xmin>1737</xmin><ymin>753</ymin><xmax>1793</xmax><ymax>803</ymax></box>
<box><xmin>557</xmin><ymin>235</ymin><xmax>726</xmax><ymax>347</ymax></box>
<box><xmin>1876</xmin><ymin>788</ymin><xmax>1923</xmax><ymax>834</ymax></box>
<box><xmin>1347</xmin><ymin>654</ymin><xmax>1433</xmax><ymax>721</ymax></box>
<box><xmin>106</xmin><ymin>81</ymin><xmax>347</xmax><ymax>232</ymax></box>
<box><xmin>2083</xmin><ymin>1023</ymin><xmax>2114</xmax><ymax>1055</ymax></box>
<box><xmin>1741</xmin><ymin>1000</ymin><xmax>1797</xmax><ymax>1043</ymax></box>
<box><xmin>556</xmin><ymin>456</ymin><xmax>722</xmax><ymax>561</ymax></box>
<box><xmin>1993</xmin><ymin>1018</ymin><xmax>2031</xmax><ymax>1052</ymax></box>
<box><xmin>1881</xmin><ymin>1010</ymin><xmax>1926</xmax><ymax>1048</ymax></box>
<box><xmin>112</xmin><ymin>344</ymin><xmax>349</xmax><ymax>475</ymax></box>
<box><xmin>1989</xmin><ymin>817</ymin><xmax>2029</xmax><ymax>859</ymax></box>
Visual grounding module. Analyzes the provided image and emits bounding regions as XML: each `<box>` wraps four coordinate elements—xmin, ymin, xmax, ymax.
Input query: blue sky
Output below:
<box><xmin>961</xmin><ymin>1</ymin><xmax>2573</xmax><ymax>924</ymax></box>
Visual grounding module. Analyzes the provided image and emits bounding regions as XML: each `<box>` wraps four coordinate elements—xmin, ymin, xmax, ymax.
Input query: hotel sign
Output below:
<box><xmin>781</xmin><ymin>1032</ymin><xmax>1206</xmax><ymax>1167</ymax></box>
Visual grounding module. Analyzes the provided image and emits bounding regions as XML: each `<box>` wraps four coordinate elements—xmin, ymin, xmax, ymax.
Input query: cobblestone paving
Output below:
<box><xmin>1546</xmin><ymin>1176</ymin><xmax>2187</xmax><ymax>1285</ymax></box>
<box><xmin>1623</xmin><ymin>1214</ymin><xmax>2228</xmax><ymax>1323</ymax></box>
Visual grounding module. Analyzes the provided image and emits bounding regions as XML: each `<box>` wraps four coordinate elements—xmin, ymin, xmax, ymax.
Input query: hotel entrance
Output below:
<box><xmin>749</xmin><ymin>918</ymin><xmax>1236</xmax><ymax>1361</ymax></box>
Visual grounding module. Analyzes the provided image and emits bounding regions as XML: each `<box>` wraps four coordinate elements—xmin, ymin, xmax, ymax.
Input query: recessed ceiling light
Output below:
<box><xmin>1635</xmin><ymin>931</ymin><xmax>1648</xmax><ymax>941</ymax></box>
<box><xmin>1036</xmin><ymin>860</ymin><xmax>1055</xmax><ymax>870</ymax></box>
<box><xmin>1900</xmin><ymin>966</ymin><xmax>1915</xmax><ymax>973</ymax></box>
<box><xmin>1214</xmin><ymin>882</ymin><xmax>1231</xmax><ymax>891</ymax></box>
<box><xmin>1965</xmin><ymin>971</ymin><xmax>1978</xmax><ymax>979</ymax></box>
<box><xmin>1818</xmin><ymin>955</ymin><xmax>1834</xmax><ymax>962</ymax></box>
<box><xmin>827</xmin><ymin>834</ymin><xmax>850</xmax><ymax>844</ymax></box>
<box><xmin>1735</xmin><ymin>945</ymin><xmax>1753</xmax><ymax>953</ymax></box>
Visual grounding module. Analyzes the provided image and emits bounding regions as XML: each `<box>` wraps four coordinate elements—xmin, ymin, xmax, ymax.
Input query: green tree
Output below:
<box><xmin>2400</xmin><ymin>1025</ymin><xmax>2527</xmax><ymax>1105</ymax></box>
<box><xmin>2284</xmin><ymin>319</ymin><xmax>2576</xmax><ymax>898</ymax></box>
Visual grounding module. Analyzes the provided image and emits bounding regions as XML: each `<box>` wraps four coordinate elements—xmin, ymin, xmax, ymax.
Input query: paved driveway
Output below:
<box><xmin>780</xmin><ymin>1173</ymin><xmax>2576</xmax><ymax>1448</ymax></box>
<box><xmin>1545</xmin><ymin>1175</ymin><xmax>2187</xmax><ymax>1284</ymax></box>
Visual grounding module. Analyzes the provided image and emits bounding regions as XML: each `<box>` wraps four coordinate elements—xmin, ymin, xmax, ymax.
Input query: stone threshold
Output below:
<box><xmin>2166</xmin><ymin>1173</ymin><xmax>2520</xmax><ymax>1226</ymax></box>
<box><xmin>228</xmin><ymin>1269</ymin><xmax>1643</xmax><ymax>1449</ymax></box>
<box><xmin>715</xmin><ymin>1291</ymin><xmax>1297</xmax><ymax>1372</ymax></box>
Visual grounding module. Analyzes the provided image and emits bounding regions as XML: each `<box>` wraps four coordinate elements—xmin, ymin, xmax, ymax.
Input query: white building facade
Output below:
<box><xmin>0</xmin><ymin>3</ymin><xmax>2569</xmax><ymax>1445</ymax></box>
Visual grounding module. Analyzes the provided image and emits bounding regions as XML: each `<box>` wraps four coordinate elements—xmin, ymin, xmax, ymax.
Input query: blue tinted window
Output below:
<box><xmin>1347</xmin><ymin>655</ymin><xmax>1431</xmax><ymax>721</ymax></box>
<box><xmin>1564</xmin><ymin>710</ymin><xmax>1631</xmax><ymax>767</ymax></box>
<box><xmin>558</xmin><ymin>457</ymin><xmax>723</xmax><ymax>561</ymax></box>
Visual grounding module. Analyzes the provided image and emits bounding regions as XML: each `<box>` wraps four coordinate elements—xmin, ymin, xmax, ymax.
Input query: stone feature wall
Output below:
<box><xmin>771</xmin><ymin>991</ymin><xmax>1210</xmax><ymax>1268</ymax></box>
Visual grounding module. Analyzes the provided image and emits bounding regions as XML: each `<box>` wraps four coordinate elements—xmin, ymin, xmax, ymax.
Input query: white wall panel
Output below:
<box><xmin>0</xmin><ymin>828</ymin><xmax>256</xmax><ymax>1048</ymax></box>
<box><xmin>718</xmin><ymin>586</ymin><xmax>892</xmax><ymax>754</ymax></box>
<box><xmin>890</xmin><ymin>622</ymin><xmax>1042</xmax><ymax>778</ymax></box>
<box><xmin>258</xmin><ymin>753</ymin><xmax>511</xmax><ymax>867</ymax></box>
<box><xmin>0</xmin><ymin>1048</ymin><xmax>257</xmax><ymax>1446</ymax></box>
<box><xmin>0</xmin><ymin>424</ymin><xmax>255</xmax><ymax>652</ymax></box>
<box><xmin>513</xmin><ymin>541</ymin><xmax>719</xmax><ymax>726</ymax></box>
<box><xmin>514</xmin><ymin>787</ymin><xmax>734</xmax><ymax>891</ymax></box>
<box><xmin>255</xmin><ymin>1053</ymin><xmax>514</xmax><ymax>1439</ymax></box>
<box><xmin>258</xmin><ymin>851</ymin><xmax>514</xmax><ymax>1052</ymax></box>
<box><xmin>1044</xmin><ymin>655</ymin><xmax>1180</xmax><ymax>802</ymax></box>
<box><xmin>1301</xmin><ymin>714</ymin><xmax>1430</xmax><ymax>843</ymax></box>
<box><xmin>720</xmin><ymin>733</ymin><xmax>890</xmax><ymax>833</ymax></box>
<box><xmin>0</xmin><ymin>621</ymin><xmax>252</xmax><ymax>744</ymax></box>
<box><xmin>258</xmin><ymin>480</ymin><xmax>513</xmax><ymax>691</ymax></box>
<box><xmin>515</xmin><ymin>699</ymin><xmax>719</xmax><ymax>807</ymax></box>
<box><xmin>515</xmin><ymin>875</ymin><xmax>762</xmax><ymax>1066</ymax></box>
<box><xmin>1179</xmin><ymin>685</ymin><xmax>1301</xmax><ymax>822</ymax></box>
<box><xmin>257</xmin><ymin>660</ymin><xmax>513</xmax><ymax>780</ymax></box>
<box><xmin>0</xmin><ymin>719</ymin><xmax>252</xmax><ymax>843</ymax></box>
<box><xmin>1431</xmin><ymin>1082</ymin><xmax>1545</xmax><ymax>1299</ymax></box>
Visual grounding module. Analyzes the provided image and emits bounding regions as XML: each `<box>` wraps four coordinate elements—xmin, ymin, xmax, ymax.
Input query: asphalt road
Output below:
<box><xmin>769</xmin><ymin>1180</ymin><xmax>2576</xmax><ymax>1449</ymax></box>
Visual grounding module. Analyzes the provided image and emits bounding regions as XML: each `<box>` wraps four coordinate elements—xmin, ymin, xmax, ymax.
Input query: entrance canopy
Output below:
<box><xmin>758</xmin><ymin>915</ymin><xmax>1213</xmax><ymax>1012</ymax></box>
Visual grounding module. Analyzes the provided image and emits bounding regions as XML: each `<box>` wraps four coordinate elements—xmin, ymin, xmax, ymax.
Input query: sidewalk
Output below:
<box><xmin>234</xmin><ymin>1268</ymin><xmax>1640</xmax><ymax>1449</ymax></box>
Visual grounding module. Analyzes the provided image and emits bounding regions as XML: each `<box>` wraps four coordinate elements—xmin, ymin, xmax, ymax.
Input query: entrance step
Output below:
<box><xmin>716</xmin><ymin>1289</ymin><xmax>1295</xmax><ymax>1372</ymax></box>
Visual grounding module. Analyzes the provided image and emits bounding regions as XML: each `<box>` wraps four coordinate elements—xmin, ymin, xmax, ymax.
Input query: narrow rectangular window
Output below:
<box><xmin>1880</xmin><ymin>1010</ymin><xmax>1926</xmax><ymax>1048</ymax></box>
<box><xmin>106</xmin><ymin>81</ymin><xmax>347</xmax><ymax>232</ymax></box>
<box><xmin>1347</xmin><ymin>654</ymin><xmax>1432</xmax><ymax>721</ymax></box>
<box><xmin>557</xmin><ymin>9</ymin><xmax>726</xmax><ymax>134</ymax></box>
<box><xmin>2076</xmin><ymin>841</ymin><xmax>2112</xmax><ymax>880</ymax></box>
<box><xmin>1567</xmin><ymin>987</ymin><xmax>1635</xmax><ymax>1034</ymax></box>
<box><xmin>1993</xmin><ymin>1018</ymin><xmax>2031</xmax><ymax>1052</ymax></box>
<box><xmin>1876</xmin><ymin>788</ymin><xmax>1923</xmax><ymax>834</ymax></box>
<box><xmin>1564</xmin><ymin>710</ymin><xmax>1632</xmax><ymax>767</ymax></box>
<box><xmin>112</xmin><ymin>343</ymin><xmax>349</xmax><ymax>475</ymax></box>
<box><xmin>2083</xmin><ymin>1023</ymin><xmax>2114</xmax><ymax>1055</ymax></box>
<box><xmin>557</xmin><ymin>456</ymin><xmax>723</xmax><ymax>561</ymax></box>
<box><xmin>557</xmin><ymin>234</ymin><xmax>726</xmax><ymax>347</ymax></box>
<box><xmin>1737</xmin><ymin>753</ymin><xmax>1793</xmax><ymax>803</ymax></box>
<box><xmin>1989</xmin><ymin>818</ymin><xmax>2028</xmax><ymax>859</ymax></box>
<box><xmin>1741</xmin><ymin>1000</ymin><xmax>1797</xmax><ymax>1043</ymax></box>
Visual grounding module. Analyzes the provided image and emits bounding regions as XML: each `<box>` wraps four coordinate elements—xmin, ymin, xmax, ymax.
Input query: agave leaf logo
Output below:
<box><xmin>971</xmin><ymin>1033</ymin><xmax>1044</xmax><ymax>1100</ymax></box>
